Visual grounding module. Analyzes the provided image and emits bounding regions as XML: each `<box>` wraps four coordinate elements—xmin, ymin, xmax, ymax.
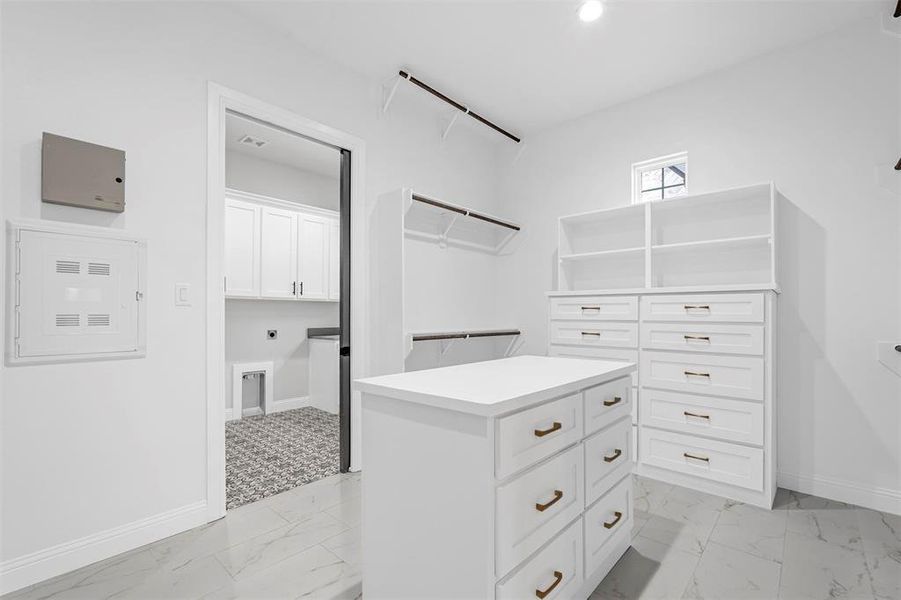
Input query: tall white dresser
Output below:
<box><xmin>547</xmin><ymin>183</ymin><xmax>779</xmax><ymax>508</ymax></box>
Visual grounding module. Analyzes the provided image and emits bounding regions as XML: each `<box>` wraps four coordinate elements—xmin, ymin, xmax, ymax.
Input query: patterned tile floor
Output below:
<box><xmin>5</xmin><ymin>474</ymin><xmax>899</xmax><ymax>599</ymax></box>
<box><xmin>225</xmin><ymin>407</ymin><xmax>339</xmax><ymax>510</ymax></box>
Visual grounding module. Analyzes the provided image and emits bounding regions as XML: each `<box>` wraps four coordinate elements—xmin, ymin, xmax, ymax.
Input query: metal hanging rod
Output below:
<box><xmin>411</xmin><ymin>193</ymin><xmax>521</xmax><ymax>231</ymax></box>
<box><xmin>411</xmin><ymin>329</ymin><xmax>521</xmax><ymax>343</ymax></box>
<box><xmin>895</xmin><ymin>0</ymin><xmax>900</xmax><ymax>18</ymax></box>
<box><xmin>397</xmin><ymin>70</ymin><xmax>521</xmax><ymax>144</ymax></box>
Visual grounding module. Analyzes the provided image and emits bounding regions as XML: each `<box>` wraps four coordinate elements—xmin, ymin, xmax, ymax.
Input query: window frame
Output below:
<box><xmin>631</xmin><ymin>152</ymin><xmax>689</xmax><ymax>205</ymax></box>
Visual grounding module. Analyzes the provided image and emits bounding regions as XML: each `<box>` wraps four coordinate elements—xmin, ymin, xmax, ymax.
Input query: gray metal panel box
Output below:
<box><xmin>42</xmin><ymin>132</ymin><xmax>125</xmax><ymax>213</ymax></box>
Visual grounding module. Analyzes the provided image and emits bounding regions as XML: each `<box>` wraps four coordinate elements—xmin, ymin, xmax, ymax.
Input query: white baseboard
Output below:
<box><xmin>778</xmin><ymin>471</ymin><xmax>901</xmax><ymax>515</ymax></box>
<box><xmin>0</xmin><ymin>500</ymin><xmax>208</xmax><ymax>596</ymax></box>
<box><xmin>269</xmin><ymin>396</ymin><xmax>309</xmax><ymax>413</ymax></box>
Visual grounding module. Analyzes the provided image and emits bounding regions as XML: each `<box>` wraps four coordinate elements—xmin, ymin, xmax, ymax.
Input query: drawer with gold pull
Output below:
<box><xmin>640</xmin><ymin>322</ymin><xmax>764</xmax><ymax>356</ymax></box>
<box><xmin>549</xmin><ymin>295</ymin><xmax>638</xmax><ymax>321</ymax></box>
<box><xmin>496</xmin><ymin>446</ymin><xmax>583</xmax><ymax>576</ymax></box>
<box><xmin>584</xmin><ymin>418</ymin><xmax>632</xmax><ymax>506</ymax></box>
<box><xmin>640</xmin><ymin>293</ymin><xmax>764</xmax><ymax>323</ymax></box>
<box><xmin>584</xmin><ymin>475</ymin><xmax>631</xmax><ymax>576</ymax></box>
<box><xmin>496</xmin><ymin>519</ymin><xmax>583</xmax><ymax>600</ymax></box>
<box><xmin>639</xmin><ymin>427</ymin><xmax>764</xmax><ymax>491</ymax></box>
<box><xmin>640</xmin><ymin>388</ymin><xmax>764</xmax><ymax>445</ymax></box>
<box><xmin>640</xmin><ymin>350</ymin><xmax>764</xmax><ymax>401</ymax></box>
<box><xmin>496</xmin><ymin>393</ymin><xmax>583</xmax><ymax>479</ymax></box>
<box><xmin>549</xmin><ymin>321</ymin><xmax>638</xmax><ymax>349</ymax></box>
<box><xmin>584</xmin><ymin>376</ymin><xmax>631</xmax><ymax>436</ymax></box>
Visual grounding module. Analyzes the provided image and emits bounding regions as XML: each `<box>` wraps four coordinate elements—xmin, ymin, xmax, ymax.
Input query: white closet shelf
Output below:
<box><xmin>404</xmin><ymin>192</ymin><xmax>520</xmax><ymax>254</ymax></box>
<box><xmin>560</xmin><ymin>247</ymin><xmax>645</xmax><ymax>261</ymax></box>
<box><xmin>651</xmin><ymin>234</ymin><xmax>772</xmax><ymax>253</ymax></box>
<box><xmin>408</xmin><ymin>329</ymin><xmax>521</xmax><ymax>342</ymax></box>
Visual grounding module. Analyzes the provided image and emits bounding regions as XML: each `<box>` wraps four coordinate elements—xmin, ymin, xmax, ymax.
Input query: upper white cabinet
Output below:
<box><xmin>224</xmin><ymin>190</ymin><xmax>339</xmax><ymax>302</ymax></box>
<box><xmin>224</xmin><ymin>198</ymin><xmax>260</xmax><ymax>297</ymax></box>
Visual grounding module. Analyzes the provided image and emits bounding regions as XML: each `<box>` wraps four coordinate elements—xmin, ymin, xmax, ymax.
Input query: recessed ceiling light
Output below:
<box><xmin>578</xmin><ymin>0</ymin><xmax>604</xmax><ymax>22</ymax></box>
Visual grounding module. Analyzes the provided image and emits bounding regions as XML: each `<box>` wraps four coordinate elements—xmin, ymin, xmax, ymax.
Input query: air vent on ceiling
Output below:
<box><xmin>237</xmin><ymin>134</ymin><xmax>268</xmax><ymax>149</ymax></box>
<box><xmin>88</xmin><ymin>262</ymin><xmax>111</xmax><ymax>276</ymax></box>
<box><xmin>56</xmin><ymin>260</ymin><xmax>80</xmax><ymax>274</ymax></box>
<box><xmin>56</xmin><ymin>314</ymin><xmax>80</xmax><ymax>327</ymax></box>
<box><xmin>87</xmin><ymin>314</ymin><xmax>111</xmax><ymax>327</ymax></box>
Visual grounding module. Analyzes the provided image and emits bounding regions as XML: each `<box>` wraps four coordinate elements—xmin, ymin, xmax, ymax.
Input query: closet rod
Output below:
<box><xmin>398</xmin><ymin>70</ymin><xmax>522</xmax><ymax>144</ymax></box>
<box><xmin>411</xmin><ymin>329</ymin><xmax>521</xmax><ymax>342</ymax></box>
<box><xmin>411</xmin><ymin>193</ymin><xmax>521</xmax><ymax>231</ymax></box>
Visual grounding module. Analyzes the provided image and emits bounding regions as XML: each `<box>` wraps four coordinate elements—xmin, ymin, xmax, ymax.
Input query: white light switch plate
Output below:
<box><xmin>175</xmin><ymin>283</ymin><xmax>191</xmax><ymax>306</ymax></box>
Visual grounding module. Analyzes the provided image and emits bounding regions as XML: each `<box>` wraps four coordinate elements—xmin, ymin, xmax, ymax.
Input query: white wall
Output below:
<box><xmin>225</xmin><ymin>150</ymin><xmax>339</xmax><ymax>211</ymax></box>
<box><xmin>496</xmin><ymin>18</ymin><xmax>901</xmax><ymax>512</ymax></box>
<box><xmin>0</xmin><ymin>1</ymin><xmax>501</xmax><ymax>591</ymax></box>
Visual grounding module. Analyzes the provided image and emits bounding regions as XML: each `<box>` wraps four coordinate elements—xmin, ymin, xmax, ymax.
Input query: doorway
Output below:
<box><xmin>206</xmin><ymin>85</ymin><xmax>364</xmax><ymax>520</ymax></box>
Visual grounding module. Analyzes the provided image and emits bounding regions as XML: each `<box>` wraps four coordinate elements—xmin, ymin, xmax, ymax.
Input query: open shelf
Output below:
<box><xmin>559</xmin><ymin>250</ymin><xmax>645</xmax><ymax>291</ymax></box>
<box><xmin>651</xmin><ymin>234</ymin><xmax>772</xmax><ymax>288</ymax></box>
<box><xmin>559</xmin><ymin>203</ymin><xmax>645</xmax><ymax>255</ymax></box>
<box><xmin>651</xmin><ymin>234</ymin><xmax>771</xmax><ymax>254</ymax></box>
<box><xmin>560</xmin><ymin>247</ymin><xmax>645</xmax><ymax>261</ymax></box>
<box><xmin>404</xmin><ymin>192</ymin><xmax>519</xmax><ymax>254</ymax></box>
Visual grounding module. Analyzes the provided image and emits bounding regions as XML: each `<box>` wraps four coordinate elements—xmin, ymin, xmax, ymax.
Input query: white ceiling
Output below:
<box><xmin>225</xmin><ymin>111</ymin><xmax>340</xmax><ymax>178</ymax></box>
<box><xmin>233</xmin><ymin>0</ymin><xmax>883</xmax><ymax>135</ymax></box>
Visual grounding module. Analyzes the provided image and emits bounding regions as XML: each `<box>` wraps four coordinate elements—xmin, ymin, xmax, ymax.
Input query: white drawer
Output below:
<box><xmin>496</xmin><ymin>393</ymin><xmax>583</xmax><ymax>479</ymax></box>
<box><xmin>550</xmin><ymin>321</ymin><xmax>638</xmax><ymax>349</ymax></box>
<box><xmin>584</xmin><ymin>476</ymin><xmax>631</xmax><ymax>576</ymax></box>
<box><xmin>640</xmin><ymin>351</ymin><xmax>764</xmax><ymax>401</ymax></box>
<box><xmin>640</xmin><ymin>428</ymin><xmax>764</xmax><ymax>491</ymax></box>
<box><xmin>496</xmin><ymin>518</ymin><xmax>583</xmax><ymax>600</ymax></box>
<box><xmin>496</xmin><ymin>446</ymin><xmax>583</xmax><ymax>577</ymax></box>
<box><xmin>641</xmin><ymin>389</ymin><xmax>764</xmax><ymax>445</ymax></box>
<box><xmin>640</xmin><ymin>322</ymin><xmax>764</xmax><ymax>356</ymax></box>
<box><xmin>548</xmin><ymin>345</ymin><xmax>638</xmax><ymax>387</ymax></box>
<box><xmin>549</xmin><ymin>295</ymin><xmax>638</xmax><ymax>321</ymax></box>
<box><xmin>584</xmin><ymin>418</ymin><xmax>632</xmax><ymax>506</ymax></box>
<box><xmin>584</xmin><ymin>377</ymin><xmax>631</xmax><ymax>436</ymax></box>
<box><xmin>640</xmin><ymin>293</ymin><xmax>764</xmax><ymax>323</ymax></box>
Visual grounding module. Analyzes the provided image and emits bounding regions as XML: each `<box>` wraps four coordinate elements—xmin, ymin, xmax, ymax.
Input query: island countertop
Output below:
<box><xmin>354</xmin><ymin>354</ymin><xmax>635</xmax><ymax>417</ymax></box>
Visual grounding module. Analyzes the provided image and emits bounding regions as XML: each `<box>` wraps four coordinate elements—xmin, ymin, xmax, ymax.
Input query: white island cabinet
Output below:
<box><xmin>355</xmin><ymin>355</ymin><xmax>637</xmax><ymax>600</ymax></box>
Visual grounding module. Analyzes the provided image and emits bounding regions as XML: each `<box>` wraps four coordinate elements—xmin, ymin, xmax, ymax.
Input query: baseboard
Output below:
<box><xmin>269</xmin><ymin>396</ymin><xmax>309</xmax><ymax>413</ymax></box>
<box><xmin>778</xmin><ymin>471</ymin><xmax>901</xmax><ymax>515</ymax></box>
<box><xmin>0</xmin><ymin>500</ymin><xmax>208</xmax><ymax>595</ymax></box>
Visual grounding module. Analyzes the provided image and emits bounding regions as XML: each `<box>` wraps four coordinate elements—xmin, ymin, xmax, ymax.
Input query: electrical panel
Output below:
<box><xmin>42</xmin><ymin>132</ymin><xmax>126</xmax><ymax>213</ymax></box>
<box><xmin>9</xmin><ymin>220</ymin><xmax>146</xmax><ymax>364</ymax></box>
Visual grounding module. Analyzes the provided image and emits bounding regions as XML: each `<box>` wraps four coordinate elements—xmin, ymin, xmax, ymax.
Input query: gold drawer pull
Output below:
<box><xmin>535</xmin><ymin>571</ymin><xmax>563</xmax><ymax>599</ymax></box>
<box><xmin>603</xmin><ymin>396</ymin><xmax>622</xmax><ymax>407</ymax></box>
<box><xmin>534</xmin><ymin>422</ymin><xmax>562</xmax><ymax>437</ymax></box>
<box><xmin>603</xmin><ymin>511</ymin><xmax>623</xmax><ymax>529</ymax></box>
<box><xmin>684</xmin><ymin>370</ymin><xmax>711</xmax><ymax>378</ymax></box>
<box><xmin>603</xmin><ymin>448</ymin><xmax>622</xmax><ymax>463</ymax></box>
<box><xmin>581</xmin><ymin>331</ymin><xmax>601</xmax><ymax>337</ymax></box>
<box><xmin>535</xmin><ymin>490</ymin><xmax>563</xmax><ymax>512</ymax></box>
<box><xmin>684</xmin><ymin>452</ymin><xmax>710</xmax><ymax>463</ymax></box>
<box><xmin>581</xmin><ymin>305</ymin><xmax>600</xmax><ymax>311</ymax></box>
<box><xmin>683</xmin><ymin>335</ymin><xmax>711</xmax><ymax>341</ymax></box>
<box><xmin>684</xmin><ymin>411</ymin><xmax>711</xmax><ymax>420</ymax></box>
<box><xmin>684</xmin><ymin>304</ymin><xmax>711</xmax><ymax>311</ymax></box>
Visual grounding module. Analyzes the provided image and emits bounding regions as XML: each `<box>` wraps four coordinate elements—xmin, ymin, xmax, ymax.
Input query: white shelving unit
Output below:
<box><xmin>557</xmin><ymin>182</ymin><xmax>778</xmax><ymax>293</ymax></box>
<box><xmin>371</xmin><ymin>188</ymin><xmax>522</xmax><ymax>376</ymax></box>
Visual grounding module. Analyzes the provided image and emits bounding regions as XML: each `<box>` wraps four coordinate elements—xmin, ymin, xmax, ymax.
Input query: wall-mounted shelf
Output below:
<box><xmin>404</xmin><ymin>192</ymin><xmax>520</xmax><ymax>254</ymax></box>
<box><xmin>560</xmin><ymin>247</ymin><xmax>645</xmax><ymax>261</ymax></box>
<box><xmin>406</xmin><ymin>329</ymin><xmax>521</xmax><ymax>358</ymax></box>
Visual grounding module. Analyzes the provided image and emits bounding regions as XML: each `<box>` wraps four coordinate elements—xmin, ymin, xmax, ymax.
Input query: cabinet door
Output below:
<box><xmin>224</xmin><ymin>198</ymin><xmax>260</xmax><ymax>297</ymax></box>
<box><xmin>328</xmin><ymin>217</ymin><xmax>340</xmax><ymax>301</ymax></box>
<box><xmin>297</xmin><ymin>213</ymin><xmax>329</xmax><ymax>300</ymax></box>
<box><xmin>260</xmin><ymin>207</ymin><xmax>298</xmax><ymax>299</ymax></box>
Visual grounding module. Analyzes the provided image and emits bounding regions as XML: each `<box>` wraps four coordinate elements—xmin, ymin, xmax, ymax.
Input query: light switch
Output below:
<box><xmin>175</xmin><ymin>283</ymin><xmax>191</xmax><ymax>306</ymax></box>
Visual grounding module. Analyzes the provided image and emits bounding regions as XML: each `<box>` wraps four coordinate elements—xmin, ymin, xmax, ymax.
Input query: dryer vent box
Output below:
<box><xmin>42</xmin><ymin>132</ymin><xmax>125</xmax><ymax>213</ymax></box>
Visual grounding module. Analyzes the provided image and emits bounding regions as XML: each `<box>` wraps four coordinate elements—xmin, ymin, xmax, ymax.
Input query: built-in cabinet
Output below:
<box><xmin>225</xmin><ymin>189</ymin><xmax>339</xmax><ymax>302</ymax></box>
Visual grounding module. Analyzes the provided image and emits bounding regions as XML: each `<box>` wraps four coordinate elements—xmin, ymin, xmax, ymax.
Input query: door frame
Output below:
<box><xmin>206</xmin><ymin>83</ymin><xmax>366</xmax><ymax>521</ymax></box>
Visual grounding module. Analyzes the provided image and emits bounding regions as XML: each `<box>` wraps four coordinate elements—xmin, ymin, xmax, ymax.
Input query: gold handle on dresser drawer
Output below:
<box><xmin>684</xmin><ymin>452</ymin><xmax>710</xmax><ymax>462</ymax></box>
<box><xmin>581</xmin><ymin>305</ymin><xmax>600</xmax><ymax>311</ymax></box>
<box><xmin>683</xmin><ymin>411</ymin><xmax>711</xmax><ymax>420</ymax></box>
<box><xmin>535</xmin><ymin>490</ymin><xmax>563</xmax><ymax>512</ymax></box>
<box><xmin>683</xmin><ymin>335</ymin><xmax>711</xmax><ymax>342</ymax></box>
<box><xmin>684</xmin><ymin>370</ymin><xmax>711</xmax><ymax>378</ymax></box>
<box><xmin>581</xmin><ymin>331</ymin><xmax>601</xmax><ymax>337</ymax></box>
<box><xmin>534</xmin><ymin>422</ymin><xmax>562</xmax><ymax>437</ymax></box>
<box><xmin>683</xmin><ymin>304</ymin><xmax>711</xmax><ymax>310</ymax></box>
<box><xmin>603</xmin><ymin>448</ymin><xmax>622</xmax><ymax>463</ymax></box>
<box><xmin>535</xmin><ymin>571</ymin><xmax>563</xmax><ymax>599</ymax></box>
<box><xmin>603</xmin><ymin>396</ymin><xmax>622</xmax><ymax>407</ymax></box>
<box><xmin>603</xmin><ymin>511</ymin><xmax>623</xmax><ymax>529</ymax></box>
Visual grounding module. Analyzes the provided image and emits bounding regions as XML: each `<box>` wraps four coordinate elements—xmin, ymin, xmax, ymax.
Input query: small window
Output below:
<box><xmin>632</xmin><ymin>152</ymin><xmax>688</xmax><ymax>204</ymax></box>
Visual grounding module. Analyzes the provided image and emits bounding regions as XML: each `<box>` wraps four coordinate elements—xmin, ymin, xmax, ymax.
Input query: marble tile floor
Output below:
<box><xmin>6</xmin><ymin>473</ymin><xmax>899</xmax><ymax>600</ymax></box>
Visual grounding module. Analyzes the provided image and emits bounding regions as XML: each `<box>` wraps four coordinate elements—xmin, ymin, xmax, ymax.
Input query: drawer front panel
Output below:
<box><xmin>584</xmin><ymin>476</ymin><xmax>632</xmax><ymax>575</ymax></box>
<box><xmin>584</xmin><ymin>419</ymin><xmax>632</xmax><ymax>506</ymax></box>
<box><xmin>496</xmin><ymin>446</ymin><xmax>583</xmax><ymax>577</ymax></box>
<box><xmin>550</xmin><ymin>321</ymin><xmax>639</xmax><ymax>349</ymax></box>
<box><xmin>641</xmin><ymin>389</ymin><xmax>764</xmax><ymax>445</ymax></box>
<box><xmin>547</xmin><ymin>346</ymin><xmax>639</xmax><ymax>387</ymax></box>
<box><xmin>640</xmin><ymin>428</ymin><xmax>764</xmax><ymax>491</ymax></box>
<box><xmin>549</xmin><ymin>296</ymin><xmax>638</xmax><ymax>321</ymax></box>
<box><xmin>640</xmin><ymin>351</ymin><xmax>764</xmax><ymax>401</ymax></box>
<box><xmin>496</xmin><ymin>393</ymin><xmax>583</xmax><ymax>479</ymax></box>
<box><xmin>584</xmin><ymin>377</ymin><xmax>632</xmax><ymax>436</ymax></box>
<box><xmin>641</xmin><ymin>322</ymin><xmax>764</xmax><ymax>356</ymax></box>
<box><xmin>640</xmin><ymin>293</ymin><xmax>764</xmax><ymax>323</ymax></box>
<box><xmin>496</xmin><ymin>519</ymin><xmax>583</xmax><ymax>600</ymax></box>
